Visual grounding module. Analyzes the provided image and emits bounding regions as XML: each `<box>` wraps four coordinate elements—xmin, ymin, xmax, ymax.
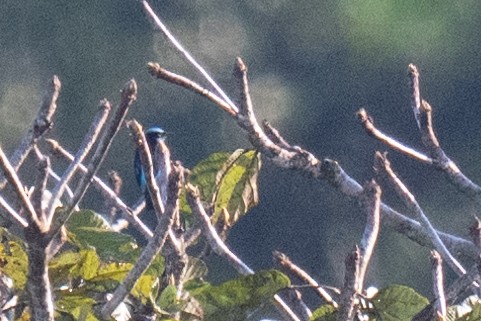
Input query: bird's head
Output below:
<box><xmin>145</xmin><ymin>126</ymin><xmax>167</xmax><ymax>147</ymax></box>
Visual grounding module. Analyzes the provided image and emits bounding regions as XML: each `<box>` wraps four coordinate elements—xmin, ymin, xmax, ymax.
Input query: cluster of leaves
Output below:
<box><xmin>0</xmin><ymin>149</ymin><xmax>290</xmax><ymax>321</ymax></box>
<box><xmin>311</xmin><ymin>286</ymin><xmax>481</xmax><ymax>321</ymax></box>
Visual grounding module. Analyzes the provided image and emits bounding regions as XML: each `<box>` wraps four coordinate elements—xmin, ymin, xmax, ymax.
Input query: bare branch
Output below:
<box><xmin>148</xmin><ymin>62</ymin><xmax>235</xmax><ymax>116</ymax></box>
<box><xmin>375</xmin><ymin>151</ymin><xmax>466</xmax><ymax>276</ymax></box>
<box><xmin>280</xmin><ymin>289</ymin><xmax>312</xmax><ymax>321</ymax></box>
<box><xmin>431</xmin><ymin>250</ymin><xmax>446</xmax><ymax>319</ymax></box>
<box><xmin>358</xmin><ymin>179</ymin><xmax>381</xmax><ymax>292</ymax></box>
<box><xmin>337</xmin><ymin>246</ymin><xmax>361</xmax><ymax>321</ymax></box>
<box><xmin>0</xmin><ymin>146</ymin><xmax>40</xmax><ymax>227</ymax></box>
<box><xmin>186</xmin><ymin>185</ymin><xmax>302</xmax><ymax>321</ymax></box>
<box><xmin>45</xmin><ymin>139</ymin><xmax>154</xmax><ymax>240</ymax></box>
<box><xmin>31</xmin><ymin>156</ymin><xmax>50</xmax><ymax>225</ymax></box>
<box><xmin>0</xmin><ymin>76</ymin><xmax>61</xmax><ymax>190</ymax></box>
<box><xmin>46</xmin><ymin>99</ymin><xmax>111</xmax><ymax>223</ymax></box>
<box><xmin>141</xmin><ymin>1</ymin><xmax>238</xmax><ymax>113</ymax></box>
<box><xmin>0</xmin><ymin>195</ymin><xmax>28</xmax><ymax>228</ymax></box>
<box><xmin>413</xmin><ymin>261</ymin><xmax>481</xmax><ymax>321</ymax></box>
<box><xmin>101</xmin><ymin>163</ymin><xmax>182</xmax><ymax>319</ymax></box>
<box><xmin>104</xmin><ymin>170</ymin><xmax>122</xmax><ymax>223</ymax></box>
<box><xmin>408</xmin><ymin>64</ymin><xmax>481</xmax><ymax>204</ymax></box>
<box><xmin>357</xmin><ymin>108</ymin><xmax>432</xmax><ymax>164</ymax></box>
<box><xmin>408</xmin><ymin>64</ymin><xmax>422</xmax><ymax>128</ymax></box>
<box><xmin>273</xmin><ymin>250</ymin><xmax>338</xmax><ymax>308</ymax></box>
<box><xmin>469</xmin><ymin>216</ymin><xmax>481</xmax><ymax>249</ymax></box>
<box><xmin>50</xmin><ymin>79</ymin><xmax>137</xmax><ymax>239</ymax></box>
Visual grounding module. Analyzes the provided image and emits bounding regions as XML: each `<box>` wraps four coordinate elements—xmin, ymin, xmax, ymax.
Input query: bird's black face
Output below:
<box><xmin>145</xmin><ymin>127</ymin><xmax>166</xmax><ymax>147</ymax></box>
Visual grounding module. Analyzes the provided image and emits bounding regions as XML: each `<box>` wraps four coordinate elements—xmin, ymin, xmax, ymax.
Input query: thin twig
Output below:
<box><xmin>375</xmin><ymin>151</ymin><xmax>466</xmax><ymax>276</ymax></box>
<box><xmin>337</xmin><ymin>246</ymin><xmax>361</xmax><ymax>321</ymax></box>
<box><xmin>413</xmin><ymin>261</ymin><xmax>481</xmax><ymax>321</ymax></box>
<box><xmin>45</xmin><ymin>139</ymin><xmax>154</xmax><ymax>240</ymax></box>
<box><xmin>0</xmin><ymin>76</ymin><xmax>61</xmax><ymax>190</ymax></box>
<box><xmin>50</xmin><ymin>79</ymin><xmax>137</xmax><ymax>239</ymax></box>
<box><xmin>186</xmin><ymin>185</ymin><xmax>301</xmax><ymax>321</ymax></box>
<box><xmin>0</xmin><ymin>195</ymin><xmax>28</xmax><ymax>228</ymax></box>
<box><xmin>141</xmin><ymin>1</ymin><xmax>238</xmax><ymax>113</ymax></box>
<box><xmin>0</xmin><ymin>146</ymin><xmax>40</xmax><ymax>227</ymax></box>
<box><xmin>280</xmin><ymin>289</ymin><xmax>312</xmax><ymax>321</ymax></box>
<box><xmin>357</xmin><ymin>108</ymin><xmax>432</xmax><ymax>164</ymax></box>
<box><xmin>46</xmin><ymin>99</ymin><xmax>111</xmax><ymax>223</ymax></box>
<box><xmin>31</xmin><ymin>156</ymin><xmax>50</xmax><ymax>225</ymax></box>
<box><xmin>101</xmin><ymin>163</ymin><xmax>181</xmax><ymax>319</ymax></box>
<box><xmin>273</xmin><ymin>250</ymin><xmax>338</xmax><ymax>308</ymax></box>
<box><xmin>469</xmin><ymin>216</ymin><xmax>481</xmax><ymax>249</ymax></box>
<box><xmin>358</xmin><ymin>179</ymin><xmax>381</xmax><ymax>292</ymax></box>
<box><xmin>431</xmin><ymin>250</ymin><xmax>446</xmax><ymax>319</ymax></box>
<box><xmin>408</xmin><ymin>64</ymin><xmax>481</xmax><ymax>205</ymax></box>
<box><xmin>408</xmin><ymin>64</ymin><xmax>422</xmax><ymax>128</ymax></box>
<box><xmin>148</xmin><ymin>62</ymin><xmax>236</xmax><ymax>116</ymax></box>
<box><xmin>32</xmin><ymin>145</ymin><xmax>77</xmax><ymax>212</ymax></box>
<box><xmin>105</xmin><ymin>170</ymin><xmax>122</xmax><ymax>223</ymax></box>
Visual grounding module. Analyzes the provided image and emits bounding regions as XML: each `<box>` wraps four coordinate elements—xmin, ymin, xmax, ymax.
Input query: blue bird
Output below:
<box><xmin>134</xmin><ymin>126</ymin><xmax>169</xmax><ymax>211</ymax></box>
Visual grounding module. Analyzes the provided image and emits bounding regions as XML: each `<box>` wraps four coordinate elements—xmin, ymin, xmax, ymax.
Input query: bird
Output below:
<box><xmin>134</xmin><ymin>126</ymin><xmax>170</xmax><ymax>211</ymax></box>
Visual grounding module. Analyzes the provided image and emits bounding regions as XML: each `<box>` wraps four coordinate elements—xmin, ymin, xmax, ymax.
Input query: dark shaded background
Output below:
<box><xmin>2</xmin><ymin>0</ymin><xmax>481</xmax><ymax>303</ymax></box>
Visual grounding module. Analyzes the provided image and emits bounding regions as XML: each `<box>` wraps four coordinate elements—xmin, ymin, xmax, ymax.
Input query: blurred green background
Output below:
<box><xmin>2</xmin><ymin>0</ymin><xmax>481</xmax><ymax>304</ymax></box>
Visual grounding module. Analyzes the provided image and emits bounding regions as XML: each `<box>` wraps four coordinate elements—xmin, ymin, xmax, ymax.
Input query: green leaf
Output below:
<box><xmin>447</xmin><ymin>295</ymin><xmax>481</xmax><ymax>320</ymax></box>
<box><xmin>459</xmin><ymin>303</ymin><xmax>481</xmax><ymax>321</ymax></box>
<box><xmin>56</xmin><ymin>293</ymin><xmax>98</xmax><ymax>321</ymax></box>
<box><xmin>190</xmin><ymin>152</ymin><xmax>232</xmax><ymax>202</ymax></box>
<box><xmin>66</xmin><ymin>210</ymin><xmax>138</xmax><ymax>261</ymax></box>
<box><xmin>371</xmin><ymin>284</ymin><xmax>429</xmax><ymax>321</ymax></box>
<box><xmin>310</xmin><ymin>304</ymin><xmax>337</xmax><ymax>321</ymax></box>
<box><xmin>211</xmin><ymin>149</ymin><xmax>261</xmax><ymax>225</ymax></box>
<box><xmin>189</xmin><ymin>269</ymin><xmax>289</xmax><ymax>321</ymax></box>
<box><xmin>0</xmin><ymin>240</ymin><xmax>28</xmax><ymax>289</ymax></box>
<box><xmin>50</xmin><ymin>249</ymin><xmax>102</xmax><ymax>290</ymax></box>
<box><xmin>184</xmin><ymin>150</ymin><xmax>261</xmax><ymax>228</ymax></box>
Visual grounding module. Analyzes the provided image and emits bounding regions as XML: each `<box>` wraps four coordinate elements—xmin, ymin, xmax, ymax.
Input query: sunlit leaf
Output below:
<box><xmin>190</xmin><ymin>152</ymin><xmax>231</xmax><ymax>201</ymax></box>
<box><xmin>371</xmin><ymin>284</ymin><xmax>428</xmax><ymax>321</ymax></box>
<box><xmin>0</xmin><ymin>240</ymin><xmax>28</xmax><ymax>289</ymax></box>
<box><xmin>447</xmin><ymin>295</ymin><xmax>481</xmax><ymax>321</ymax></box>
<box><xmin>183</xmin><ymin>150</ymin><xmax>261</xmax><ymax>229</ymax></box>
<box><xmin>56</xmin><ymin>294</ymin><xmax>98</xmax><ymax>321</ymax></box>
<box><xmin>188</xmin><ymin>269</ymin><xmax>289</xmax><ymax>321</ymax></box>
<box><xmin>66</xmin><ymin>210</ymin><xmax>138</xmax><ymax>261</ymax></box>
<box><xmin>310</xmin><ymin>304</ymin><xmax>337</xmax><ymax>321</ymax></box>
<box><xmin>211</xmin><ymin>149</ymin><xmax>261</xmax><ymax>225</ymax></box>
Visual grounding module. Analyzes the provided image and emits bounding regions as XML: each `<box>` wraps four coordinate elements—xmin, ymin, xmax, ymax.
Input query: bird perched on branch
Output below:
<box><xmin>134</xmin><ymin>126</ymin><xmax>170</xmax><ymax>212</ymax></box>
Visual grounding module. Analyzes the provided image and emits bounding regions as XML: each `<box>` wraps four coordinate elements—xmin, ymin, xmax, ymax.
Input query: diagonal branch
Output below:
<box><xmin>0</xmin><ymin>76</ymin><xmax>61</xmax><ymax>190</ymax></box>
<box><xmin>141</xmin><ymin>0</ymin><xmax>238</xmax><ymax>113</ymax></box>
<box><xmin>0</xmin><ymin>146</ymin><xmax>40</xmax><ymax>227</ymax></box>
<box><xmin>46</xmin><ymin>99</ymin><xmax>111</xmax><ymax>223</ymax></box>
<box><xmin>45</xmin><ymin>139</ymin><xmax>153</xmax><ymax>240</ymax></box>
<box><xmin>358</xmin><ymin>179</ymin><xmax>381</xmax><ymax>292</ymax></box>
<box><xmin>408</xmin><ymin>64</ymin><xmax>481</xmax><ymax>205</ymax></box>
<box><xmin>337</xmin><ymin>246</ymin><xmax>361</xmax><ymax>321</ymax></box>
<box><xmin>186</xmin><ymin>184</ymin><xmax>302</xmax><ymax>321</ymax></box>
<box><xmin>375</xmin><ymin>151</ymin><xmax>466</xmax><ymax>276</ymax></box>
<box><xmin>273</xmin><ymin>250</ymin><xmax>338</xmax><ymax>308</ymax></box>
<box><xmin>50</xmin><ymin>79</ymin><xmax>137</xmax><ymax>239</ymax></box>
<box><xmin>101</xmin><ymin>162</ymin><xmax>182</xmax><ymax>319</ymax></box>
<box><xmin>148</xmin><ymin>62</ymin><xmax>235</xmax><ymax>116</ymax></box>
<box><xmin>357</xmin><ymin>108</ymin><xmax>432</xmax><ymax>164</ymax></box>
